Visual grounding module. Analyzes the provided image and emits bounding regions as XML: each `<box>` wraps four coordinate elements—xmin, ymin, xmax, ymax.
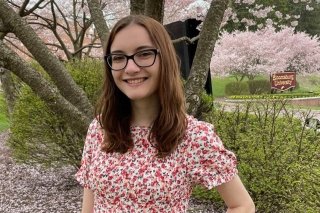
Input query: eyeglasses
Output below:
<box><xmin>104</xmin><ymin>49</ymin><xmax>160</xmax><ymax>71</ymax></box>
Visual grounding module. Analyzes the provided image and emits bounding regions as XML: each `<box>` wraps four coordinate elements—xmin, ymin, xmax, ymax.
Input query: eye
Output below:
<box><xmin>111</xmin><ymin>55</ymin><xmax>126</xmax><ymax>63</ymax></box>
<box><xmin>135</xmin><ymin>50</ymin><xmax>154</xmax><ymax>59</ymax></box>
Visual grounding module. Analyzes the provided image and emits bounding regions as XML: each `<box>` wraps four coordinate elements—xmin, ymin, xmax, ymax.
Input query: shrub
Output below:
<box><xmin>225</xmin><ymin>81</ymin><xmax>249</xmax><ymax>96</ymax></box>
<box><xmin>247</xmin><ymin>79</ymin><xmax>271</xmax><ymax>94</ymax></box>
<box><xmin>9</xmin><ymin>59</ymin><xmax>104</xmax><ymax>168</ymax></box>
<box><xmin>229</xmin><ymin>91</ymin><xmax>320</xmax><ymax>100</ymax></box>
<box><xmin>0</xmin><ymin>92</ymin><xmax>9</xmax><ymax>132</ymax></box>
<box><xmin>193</xmin><ymin>100</ymin><xmax>320</xmax><ymax>212</ymax></box>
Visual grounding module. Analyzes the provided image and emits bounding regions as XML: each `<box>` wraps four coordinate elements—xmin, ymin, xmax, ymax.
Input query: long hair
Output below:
<box><xmin>95</xmin><ymin>15</ymin><xmax>187</xmax><ymax>157</ymax></box>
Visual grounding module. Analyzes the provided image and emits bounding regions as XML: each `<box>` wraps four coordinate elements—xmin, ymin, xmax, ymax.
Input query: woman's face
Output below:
<box><xmin>109</xmin><ymin>24</ymin><xmax>160</xmax><ymax>104</ymax></box>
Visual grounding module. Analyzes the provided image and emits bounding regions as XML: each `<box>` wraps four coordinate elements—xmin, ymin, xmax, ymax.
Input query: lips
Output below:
<box><xmin>125</xmin><ymin>78</ymin><xmax>147</xmax><ymax>84</ymax></box>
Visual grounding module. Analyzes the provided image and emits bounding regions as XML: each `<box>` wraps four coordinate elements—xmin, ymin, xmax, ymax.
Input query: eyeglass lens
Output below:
<box><xmin>106</xmin><ymin>49</ymin><xmax>157</xmax><ymax>71</ymax></box>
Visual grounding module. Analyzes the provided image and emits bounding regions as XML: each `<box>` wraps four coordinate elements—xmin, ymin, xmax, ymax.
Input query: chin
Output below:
<box><xmin>126</xmin><ymin>94</ymin><xmax>148</xmax><ymax>101</ymax></box>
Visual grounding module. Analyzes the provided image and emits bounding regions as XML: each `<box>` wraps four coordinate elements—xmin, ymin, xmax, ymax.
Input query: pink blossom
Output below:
<box><xmin>210</xmin><ymin>26</ymin><xmax>320</xmax><ymax>78</ymax></box>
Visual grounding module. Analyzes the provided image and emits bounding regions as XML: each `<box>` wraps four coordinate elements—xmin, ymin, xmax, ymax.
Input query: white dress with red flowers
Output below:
<box><xmin>75</xmin><ymin>115</ymin><xmax>237</xmax><ymax>213</ymax></box>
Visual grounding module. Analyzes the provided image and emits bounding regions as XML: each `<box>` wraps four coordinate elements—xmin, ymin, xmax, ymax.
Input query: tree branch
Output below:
<box><xmin>52</xmin><ymin>1</ymin><xmax>73</xmax><ymax>40</ymax></box>
<box><xmin>144</xmin><ymin>0</ymin><xmax>164</xmax><ymax>23</ymax></box>
<box><xmin>0</xmin><ymin>0</ymin><xmax>93</xmax><ymax>117</ymax></box>
<box><xmin>185</xmin><ymin>0</ymin><xmax>228</xmax><ymax>116</ymax></box>
<box><xmin>73</xmin><ymin>43</ymin><xmax>101</xmax><ymax>55</ymax></box>
<box><xmin>172</xmin><ymin>35</ymin><xmax>200</xmax><ymax>44</ymax></box>
<box><xmin>130</xmin><ymin>0</ymin><xmax>145</xmax><ymax>15</ymax></box>
<box><xmin>4</xmin><ymin>37</ymin><xmax>34</xmax><ymax>59</ymax></box>
<box><xmin>19</xmin><ymin>0</ymin><xmax>48</xmax><ymax>16</ymax></box>
<box><xmin>87</xmin><ymin>0</ymin><xmax>109</xmax><ymax>48</ymax></box>
<box><xmin>19</xmin><ymin>0</ymin><xmax>30</xmax><ymax>16</ymax></box>
<box><xmin>0</xmin><ymin>40</ymin><xmax>91</xmax><ymax>134</ymax></box>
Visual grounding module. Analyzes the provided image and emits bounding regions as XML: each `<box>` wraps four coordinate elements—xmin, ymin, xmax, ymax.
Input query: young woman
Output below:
<box><xmin>76</xmin><ymin>15</ymin><xmax>255</xmax><ymax>213</ymax></box>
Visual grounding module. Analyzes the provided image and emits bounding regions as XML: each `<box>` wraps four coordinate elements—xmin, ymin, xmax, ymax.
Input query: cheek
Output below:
<box><xmin>111</xmin><ymin>72</ymin><xmax>120</xmax><ymax>83</ymax></box>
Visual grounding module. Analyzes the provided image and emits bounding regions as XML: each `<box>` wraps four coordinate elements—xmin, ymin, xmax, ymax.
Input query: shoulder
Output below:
<box><xmin>182</xmin><ymin>115</ymin><xmax>222</xmax><ymax>150</ymax></box>
<box><xmin>186</xmin><ymin>115</ymin><xmax>215</xmax><ymax>137</ymax></box>
<box><xmin>85</xmin><ymin>118</ymin><xmax>104</xmax><ymax>146</ymax></box>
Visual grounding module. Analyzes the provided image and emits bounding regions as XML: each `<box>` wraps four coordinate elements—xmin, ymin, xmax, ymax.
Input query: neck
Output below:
<box><xmin>131</xmin><ymin>98</ymin><xmax>159</xmax><ymax>127</ymax></box>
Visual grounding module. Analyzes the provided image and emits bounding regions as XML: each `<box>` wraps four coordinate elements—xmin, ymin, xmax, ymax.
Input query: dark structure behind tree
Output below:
<box><xmin>165</xmin><ymin>19</ymin><xmax>212</xmax><ymax>95</ymax></box>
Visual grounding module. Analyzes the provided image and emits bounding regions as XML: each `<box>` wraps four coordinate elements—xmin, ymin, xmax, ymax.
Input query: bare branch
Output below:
<box><xmin>73</xmin><ymin>43</ymin><xmax>101</xmax><ymax>55</ymax></box>
<box><xmin>84</xmin><ymin>34</ymin><xmax>100</xmax><ymax>55</ymax></box>
<box><xmin>28</xmin><ymin>11</ymin><xmax>69</xmax><ymax>33</ymax></box>
<box><xmin>44</xmin><ymin>42</ymin><xmax>64</xmax><ymax>50</ymax></box>
<box><xmin>36</xmin><ymin>0</ymin><xmax>50</xmax><ymax>9</ymax></box>
<box><xmin>50</xmin><ymin>0</ymin><xmax>57</xmax><ymax>30</ymax></box>
<box><xmin>19</xmin><ymin>0</ymin><xmax>30</xmax><ymax>16</ymax></box>
<box><xmin>4</xmin><ymin>37</ymin><xmax>34</xmax><ymax>59</ymax></box>
<box><xmin>6</xmin><ymin>1</ymin><xmax>23</xmax><ymax>12</ymax></box>
<box><xmin>20</xmin><ymin>0</ymin><xmax>48</xmax><ymax>16</ymax></box>
<box><xmin>52</xmin><ymin>30</ymin><xmax>73</xmax><ymax>60</ymax></box>
<box><xmin>73</xmin><ymin>0</ymin><xmax>79</xmax><ymax>36</ymax></box>
<box><xmin>172</xmin><ymin>35</ymin><xmax>200</xmax><ymax>44</ymax></box>
<box><xmin>52</xmin><ymin>1</ymin><xmax>73</xmax><ymax>39</ymax></box>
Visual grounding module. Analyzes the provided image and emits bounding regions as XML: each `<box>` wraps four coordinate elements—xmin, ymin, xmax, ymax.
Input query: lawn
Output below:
<box><xmin>0</xmin><ymin>92</ymin><xmax>9</xmax><ymax>132</ymax></box>
<box><xmin>211</xmin><ymin>76</ymin><xmax>235</xmax><ymax>97</ymax></box>
<box><xmin>211</xmin><ymin>74</ymin><xmax>320</xmax><ymax>98</ymax></box>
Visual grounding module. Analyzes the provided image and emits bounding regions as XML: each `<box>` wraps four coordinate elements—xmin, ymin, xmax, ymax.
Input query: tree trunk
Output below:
<box><xmin>130</xmin><ymin>0</ymin><xmax>145</xmax><ymax>15</ymax></box>
<box><xmin>144</xmin><ymin>0</ymin><xmax>164</xmax><ymax>23</ymax></box>
<box><xmin>0</xmin><ymin>40</ymin><xmax>91</xmax><ymax>135</ymax></box>
<box><xmin>86</xmin><ymin>0</ymin><xmax>110</xmax><ymax>48</ymax></box>
<box><xmin>0</xmin><ymin>0</ymin><xmax>93</xmax><ymax>117</ymax></box>
<box><xmin>0</xmin><ymin>68</ymin><xmax>17</xmax><ymax>117</ymax></box>
<box><xmin>185</xmin><ymin>0</ymin><xmax>228</xmax><ymax>116</ymax></box>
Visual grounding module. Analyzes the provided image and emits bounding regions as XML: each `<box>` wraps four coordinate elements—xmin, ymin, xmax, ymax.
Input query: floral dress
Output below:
<box><xmin>75</xmin><ymin>115</ymin><xmax>237</xmax><ymax>213</ymax></box>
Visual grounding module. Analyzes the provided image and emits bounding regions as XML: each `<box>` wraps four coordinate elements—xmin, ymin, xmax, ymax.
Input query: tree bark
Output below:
<box><xmin>144</xmin><ymin>0</ymin><xmax>164</xmax><ymax>23</ymax></box>
<box><xmin>0</xmin><ymin>40</ymin><xmax>91</xmax><ymax>135</ymax></box>
<box><xmin>130</xmin><ymin>0</ymin><xmax>145</xmax><ymax>15</ymax></box>
<box><xmin>0</xmin><ymin>68</ymin><xmax>17</xmax><ymax>117</ymax></box>
<box><xmin>86</xmin><ymin>0</ymin><xmax>109</xmax><ymax>48</ymax></box>
<box><xmin>0</xmin><ymin>0</ymin><xmax>93</xmax><ymax>117</ymax></box>
<box><xmin>185</xmin><ymin>0</ymin><xmax>228</xmax><ymax>116</ymax></box>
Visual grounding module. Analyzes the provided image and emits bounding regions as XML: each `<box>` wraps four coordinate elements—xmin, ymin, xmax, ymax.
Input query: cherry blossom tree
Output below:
<box><xmin>222</xmin><ymin>0</ymin><xmax>320</xmax><ymax>32</ymax></box>
<box><xmin>210</xmin><ymin>26</ymin><xmax>320</xmax><ymax>80</ymax></box>
<box><xmin>4</xmin><ymin>0</ymin><xmax>130</xmax><ymax>61</ymax></box>
<box><xmin>1</xmin><ymin>0</ymin><xmax>319</xmax><ymax>130</ymax></box>
<box><xmin>0</xmin><ymin>0</ymin><xmax>228</xmax><ymax>131</ymax></box>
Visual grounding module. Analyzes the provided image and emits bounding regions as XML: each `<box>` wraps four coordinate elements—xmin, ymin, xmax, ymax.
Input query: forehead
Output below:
<box><xmin>110</xmin><ymin>24</ymin><xmax>154</xmax><ymax>53</ymax></box>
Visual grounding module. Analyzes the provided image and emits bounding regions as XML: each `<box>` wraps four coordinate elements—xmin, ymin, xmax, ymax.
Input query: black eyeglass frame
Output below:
<box><xmin>104</xmin><ymin>49</ymin><xmax>160</xmax><ymax>71</ymax></box>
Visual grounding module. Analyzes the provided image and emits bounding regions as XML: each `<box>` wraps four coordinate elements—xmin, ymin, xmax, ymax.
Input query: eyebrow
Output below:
<box><xmin>110</xmin><ymin>45</ymin><xmax>155</xmax><ymax>54</ymax></box>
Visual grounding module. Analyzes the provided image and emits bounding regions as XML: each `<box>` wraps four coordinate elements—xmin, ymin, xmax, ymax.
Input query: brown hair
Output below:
<box><xmin>95</xmin><ymin>15</ymin><xmax>187</xmax><ymax>157</ymax></box>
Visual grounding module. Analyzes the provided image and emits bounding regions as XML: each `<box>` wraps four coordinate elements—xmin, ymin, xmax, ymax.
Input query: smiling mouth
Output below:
<box><xmin>125</xmin><ymin>78</ymin><xmax>147</xmax><ymax>84</ymax></box>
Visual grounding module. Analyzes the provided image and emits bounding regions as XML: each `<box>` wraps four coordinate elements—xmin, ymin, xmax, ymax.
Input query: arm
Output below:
<box><xmin>81</xmin><ymin>188</ymin><xmax>94</xmax><ymax>213</ymax></box>
<box><xmin>216</xmin><ymin>175</ymin><xmax>255</xmax><ymax>213</ymax></box>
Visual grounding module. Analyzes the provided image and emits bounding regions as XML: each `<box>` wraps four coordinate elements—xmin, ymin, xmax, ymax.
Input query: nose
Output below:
<box><xmin>124</xmin><ymin>58</ymin><xmax>140</xmax><ymax>74</ymax></box>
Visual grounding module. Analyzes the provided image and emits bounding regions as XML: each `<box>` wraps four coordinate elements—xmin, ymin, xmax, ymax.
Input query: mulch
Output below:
<box><xmin>0</xmin><ymin>130</ymin><xmax>222</xmax><ymax>213</ymax></box>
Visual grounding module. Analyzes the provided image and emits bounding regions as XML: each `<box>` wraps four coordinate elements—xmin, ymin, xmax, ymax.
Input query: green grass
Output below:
<box><xmin>0</xmin><ymin>92</ymin><xmax>9</xmax><ymax>132</ymax></box>
<box><xmin>212</xmin><ymin>76</ymin><xmax>235</xmax><ymax>97</ymax></box>
<box><xmin>211</xmin><ymin>74</ymin><xmax>320</xmax><ymax>97</ymax></box>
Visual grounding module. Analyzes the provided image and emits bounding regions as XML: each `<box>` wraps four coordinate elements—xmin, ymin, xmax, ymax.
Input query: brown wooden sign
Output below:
<box><xmin>270</xmin><ymin>72</ymin><xmax>296</xmax><ymax>91</ymax></box>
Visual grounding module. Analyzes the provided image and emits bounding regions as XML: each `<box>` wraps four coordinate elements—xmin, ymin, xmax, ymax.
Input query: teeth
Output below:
<box><xmin>127</xmin><ymin>78</ymin><xmax>145</xmax><ymax>84</ymax></box>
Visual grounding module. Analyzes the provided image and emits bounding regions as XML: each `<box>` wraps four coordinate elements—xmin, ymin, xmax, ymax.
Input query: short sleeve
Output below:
<box><xmin>75</xmin><ymin>118</ymin><xmax>101</xmax><ymax>189</ymax></box>
<box><xmin>187</xmin><ymin>120</ymin><xmax>237</xmax><ymax>190</ymax></box>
